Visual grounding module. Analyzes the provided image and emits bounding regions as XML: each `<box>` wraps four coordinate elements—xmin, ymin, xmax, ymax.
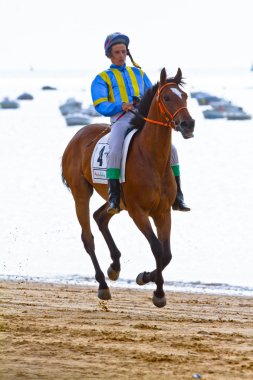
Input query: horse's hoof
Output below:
<box><xmin>136</xmin><ymin>272</ymin><xmax>150</xmax><ymax>285</ymax></box>
<box><xmin>152</xmin><ymin>293</ymin><xmax>166</xmax><ymax>308</ymax></box>
<box><xmin>136</xmin><ymin>272</ymin><xmax>145</xmax><ymax>285</ymax></box>
<box><xmin>98</xmin><ymin>288</ymin><xmax>111</xmax><ymax>300</ymax></box>
<box><xmin>107</xmin><ymin>265</ymin><xmax>120</xmax><ymax>281</ymax></box>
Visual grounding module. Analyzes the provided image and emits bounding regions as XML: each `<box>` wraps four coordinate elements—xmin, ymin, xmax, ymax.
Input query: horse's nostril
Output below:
<box><xmin>190</xmin><ymin>119</ymin><xmax>195</xmax><ymax>128</ymax></box>
<box><xmin>180</xmin><ymin>119</ymin><xmax>195</xmax><ymax>129</ymax></box>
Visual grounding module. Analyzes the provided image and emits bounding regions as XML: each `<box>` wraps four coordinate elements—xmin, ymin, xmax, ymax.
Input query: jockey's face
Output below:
<box><xmin>110</xmin><ymin>44</ymin><xmax>127</xmax><ymax>66</ymax></box>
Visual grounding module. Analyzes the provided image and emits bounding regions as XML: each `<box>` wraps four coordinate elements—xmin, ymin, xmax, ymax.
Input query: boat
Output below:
<box><xmin>83</xmin><ymin>104</ymin><xmax>101</xmax><ymax>117</ymax></box>
<box><xmin>209</xmin><ymin>99</ymin><xmax>233</xmax><ymax>108</ymax></box>
<box><xmin>17</xmin><ymin>92</ymin><xmax>34</xmax><ymax>100</ymax></box>
<box><xmin>59</xmin><ymin>98</ymin><xmax>82</xmax><ymax>116</ymax></box>
<box><xmin>203</xmin><ymin>109</ymin><xmax>226</xmax><ymax>119</ymax></box>
<box><xmin>212</xmin><ymin>103</ymin><xmax>243</xmax><ymax>114</ymax></box>
<box><xmin>65</xmin><ymin>111</ymin><xmax>91</xmax><ymax>126</ymax></box>
<box><xmin>203</xmin><ymin>105</ymin><xmax>252</xmax><ymax>120</ymax></box>
<box><xmin>190</xmin><ymin>91</ymin><xmax>210</xmax><ymax>99</ymax></box>
<box><xmin>41</xmin><ymin>86</ymin><xmax>57</xmax><ymax>90</ymax></box>
<box><xmin>226</xmin><ymin>110</ymin><xmax>252</xmax><ymax>120</ymax></box>
<box><xmin>192</xmin><ymin>92</ymin><xmax>222</xmax><ymax>106</ymax></box>
<box><xmin>0</xmin><ymin>97</ymin><xmax>19</xmax><ymax>109</ymax></box>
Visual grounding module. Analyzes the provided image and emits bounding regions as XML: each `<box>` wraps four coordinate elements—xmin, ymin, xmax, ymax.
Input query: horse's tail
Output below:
<box><xmin>61</xmin><ymin>163</ymin><xmax>71</xmax><ymax>191</ymax></box>
<box><xmin>61</xmin><ymin>172</ymin><xmax>69</xmax><ymax>189</ymax></box>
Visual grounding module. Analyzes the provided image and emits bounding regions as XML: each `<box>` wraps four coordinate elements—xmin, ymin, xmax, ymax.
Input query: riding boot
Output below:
<box><xmin>107</xmin><ymin>179</ymin><xmax>121</xmax><ymax>215</ymax></box>
<box><xmin>172</xmin><ymin>175</ymin><xmax>191</xmax><ymax>212</ymax></box>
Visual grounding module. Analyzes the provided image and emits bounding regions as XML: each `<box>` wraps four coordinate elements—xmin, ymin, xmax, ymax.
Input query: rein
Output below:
<box><xmin>131</xmin><ymin>82</ymin><xmax>187</xmax><ymax>130</ymax></box>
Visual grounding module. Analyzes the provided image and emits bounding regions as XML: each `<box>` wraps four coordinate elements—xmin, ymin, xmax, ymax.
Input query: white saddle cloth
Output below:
<box><xmin>91</xmin><ymin>128</ymin><xmax>138</xmax><ymax>184</ymax></box>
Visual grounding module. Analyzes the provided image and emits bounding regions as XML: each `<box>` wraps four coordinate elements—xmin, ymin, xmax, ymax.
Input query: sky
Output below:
<box><xmin>1</xmin><ymin>0</ymin><xmax>253</xmax><ymax>72</ymax></box>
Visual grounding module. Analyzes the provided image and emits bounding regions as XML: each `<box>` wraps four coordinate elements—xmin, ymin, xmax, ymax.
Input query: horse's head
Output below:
<box><xmin>158</xmin><ymin>68</ymin><xmax>195</xmax><ymax>139</ymax></box>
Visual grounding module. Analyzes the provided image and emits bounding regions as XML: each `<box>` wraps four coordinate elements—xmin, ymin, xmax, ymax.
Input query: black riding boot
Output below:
<box><xmin>107</xmin><ymin>179</ymin><xmax>121</xmax><ymax>214</ymax></box>
<box><xmin>172</xmin><ymin>175</ymin><xmax>191</xmax><ymax>212</ymax></box>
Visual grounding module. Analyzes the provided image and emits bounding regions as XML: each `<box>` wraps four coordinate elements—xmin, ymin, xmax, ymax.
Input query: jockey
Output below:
<box><xmin>91</xmin><ymin>32</ymin><xmax>190</xmax><ymax>214</ymax></box>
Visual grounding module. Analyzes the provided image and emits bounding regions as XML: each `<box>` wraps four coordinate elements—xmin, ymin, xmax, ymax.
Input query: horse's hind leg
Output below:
<box><xmin>73</xmin><ymin>181</ymin><xmax>111</xmax><ymax>300</ymax></box>
<box><xmin>93</xmin><ymin>203</ymin><xmax>121</xmax><ymax>281</ymax></box>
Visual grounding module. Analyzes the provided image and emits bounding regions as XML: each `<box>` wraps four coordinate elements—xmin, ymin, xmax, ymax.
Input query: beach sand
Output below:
<box><xmin>1</xmin><ymin>280</ymin><xmax>253</xmax><ymax>380</ymax></box>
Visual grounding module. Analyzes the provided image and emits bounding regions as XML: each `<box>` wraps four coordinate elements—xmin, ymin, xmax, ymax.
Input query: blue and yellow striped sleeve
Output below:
<box><xmin>143</xmin><ymin>72</ymin><xmax>153</xmax><ymax>92</ymax></box>
<box><xmin>91</xmin><ymin>75</ymin><xmax>123</xmax><ymax>116</ymax></box>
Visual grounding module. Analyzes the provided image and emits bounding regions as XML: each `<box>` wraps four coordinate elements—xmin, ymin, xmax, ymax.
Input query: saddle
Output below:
<box><xmin>91</xmin><ymin>128</ymin><xmax>138</xmax><ymax>184</ymax></box>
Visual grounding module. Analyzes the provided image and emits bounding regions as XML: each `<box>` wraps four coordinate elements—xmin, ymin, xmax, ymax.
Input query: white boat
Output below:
<box><xmin>65</xmin><ymin>111</ymin><xmax>91</xmax><ymax>126</ymax></box>
<box><xmin>83</xmin><ymin>104</ymin><xmax>101</xmax><ymax>117</ymax></box>
<box><xmin>203</xmin><ymin>109</ymin><xmax>226</xmax><ymax>119</ymax></box>
<box><xmin>226</xmin><ymin>111</ymin><xmax>252</xmax><ymax>120</ymax></box>
<box><xmin>59</xmin><ymin>98</ymin><xmax>82</xmax><ymax>116</ymax></box>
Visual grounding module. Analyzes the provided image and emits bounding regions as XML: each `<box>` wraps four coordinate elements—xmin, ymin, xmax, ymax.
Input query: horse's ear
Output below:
<box><xmin>160</xmin><ymin>67</ymin><xmax>167</xmax><ymax>85</ymax></box>
<box><xmin>174</xmin><ymin>67</ymin><xmax>182</xmax><ymax>84</ymax></box>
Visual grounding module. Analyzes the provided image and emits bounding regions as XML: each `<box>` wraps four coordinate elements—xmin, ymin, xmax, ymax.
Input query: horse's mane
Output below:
<box><xmin>130</xmin><ymin>76</ymin><xmax>185</xmax><ymax>130</ymax></box>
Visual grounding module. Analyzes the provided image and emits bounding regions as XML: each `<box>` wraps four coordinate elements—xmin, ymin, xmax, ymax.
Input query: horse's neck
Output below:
<box><xmin>138</xmin><ymin>106</ymin><xmax>172</xmax><ymax>174</ymax></box>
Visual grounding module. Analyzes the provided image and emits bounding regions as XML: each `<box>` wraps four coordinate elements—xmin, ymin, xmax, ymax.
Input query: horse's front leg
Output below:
<box><xmin>129</xmin><ymin>210</ymin><xmax>166</xmax><ymax>308</ymax></box>
<box><xmin>136</xmin><ymin>239</ymin><xmax>172</xmax><ymax>284</ymax></box>
<box><xmin>93</xmin><ymin>203</ymin><xmax>121</xmax><ymax>281</ymax></box>
<box><xmin>136</xmin><ymin>211</ymin><xmax>172</xmax><ymax>296</ymax></box>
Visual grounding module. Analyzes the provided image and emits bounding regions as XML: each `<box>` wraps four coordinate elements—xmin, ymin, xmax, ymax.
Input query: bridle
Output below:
<box><xmin>131</xmin><ymin>82</ymin><xmax>187</xmax><ymax>130</ymax></box>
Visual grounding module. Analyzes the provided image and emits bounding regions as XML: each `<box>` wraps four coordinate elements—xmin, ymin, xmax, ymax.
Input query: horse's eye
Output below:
<box><xmin>163</xmin><ymin>95</ymin><xmax>170</xmax><ymax>102</ymax></box>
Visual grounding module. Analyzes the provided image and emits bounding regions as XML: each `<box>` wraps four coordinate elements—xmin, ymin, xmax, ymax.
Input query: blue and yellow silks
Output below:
<box><xmin>91</xmin><ymin>63</ymin><xmax>152</xmax><ymax>117</ymax></box>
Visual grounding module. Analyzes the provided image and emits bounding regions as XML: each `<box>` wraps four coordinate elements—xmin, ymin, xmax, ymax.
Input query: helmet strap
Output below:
<box><xmin>127</xmin><ymin>49</ymin><xmax>141</xmax><ymax>69</ymax></box>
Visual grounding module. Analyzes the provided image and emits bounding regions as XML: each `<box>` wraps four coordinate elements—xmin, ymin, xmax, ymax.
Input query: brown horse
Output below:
<box><xmin>61</xmin><ymin>68</ymin><xmax>195</xmax><ymax>307</ymax></box>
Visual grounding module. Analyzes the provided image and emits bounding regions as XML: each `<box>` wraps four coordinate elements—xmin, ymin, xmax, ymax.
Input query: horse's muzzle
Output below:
<box><xmin>177</xmin><ymin>119</ymin><xmax>195</xmax><ymax>139</ymax></box>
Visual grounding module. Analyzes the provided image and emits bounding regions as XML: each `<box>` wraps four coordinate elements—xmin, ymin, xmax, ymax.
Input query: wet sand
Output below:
<box><xmin>1</xmin><ymin>280</ymin><xmax>253</xmax><ymax>379</ymax></box>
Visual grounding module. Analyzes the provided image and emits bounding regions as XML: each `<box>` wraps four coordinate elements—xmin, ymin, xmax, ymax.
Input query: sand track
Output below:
<box><xmin>1</xmin><ymin>280</ymin><xmax>253</xmax><ymax>379</ymax></box>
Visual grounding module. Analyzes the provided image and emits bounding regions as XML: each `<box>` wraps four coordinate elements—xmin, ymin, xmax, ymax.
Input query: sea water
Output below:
<box><xmin>1</xmin><ymin>67</ymin><xmax>253</xmax><ymax>296</ymax></box>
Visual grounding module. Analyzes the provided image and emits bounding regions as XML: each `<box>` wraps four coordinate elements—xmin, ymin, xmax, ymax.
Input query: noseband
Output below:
<box><xmin>133</xmin><ymin>82</ymin><xmax>187</xmax><ymax>129</ymax></box>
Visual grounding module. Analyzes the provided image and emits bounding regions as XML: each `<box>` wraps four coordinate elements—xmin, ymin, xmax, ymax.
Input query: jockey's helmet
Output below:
<box><xmin>104</xmin><ymin>33</ymin><xmax>129</xmax><ymax>57</ymax></box>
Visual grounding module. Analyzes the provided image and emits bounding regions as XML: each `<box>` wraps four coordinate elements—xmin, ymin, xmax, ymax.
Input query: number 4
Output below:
<box><xmin>97</xmin><ymin>146</ymin><xmax>105</xmax><ymax>167</ymax></box>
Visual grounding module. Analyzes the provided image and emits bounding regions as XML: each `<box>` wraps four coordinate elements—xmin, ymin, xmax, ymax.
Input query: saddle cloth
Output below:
<box><xmin>91</xmin><ymin>128</ymin><xmax>138</xmax><ymax>184</ymax></box>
